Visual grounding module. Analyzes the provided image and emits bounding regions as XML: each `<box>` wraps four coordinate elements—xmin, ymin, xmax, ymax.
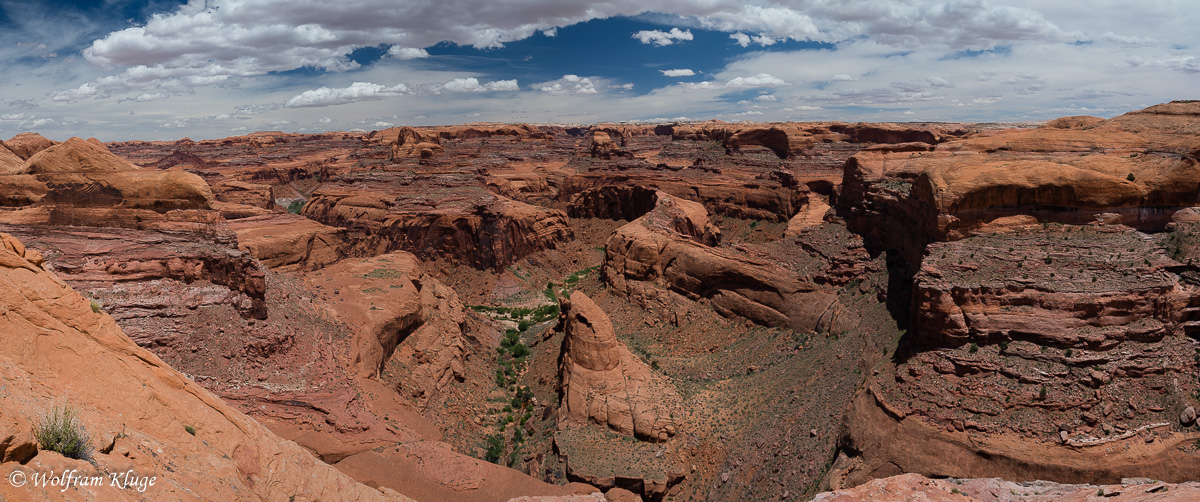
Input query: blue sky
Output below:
<box><xmin>1</xmin><ymin>0</ymin><xmax>1197</xmax><ymax>140</ymax></box>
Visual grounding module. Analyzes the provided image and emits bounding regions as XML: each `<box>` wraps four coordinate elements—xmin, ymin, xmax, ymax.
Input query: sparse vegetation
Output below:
<box><xmin>35</xmin><ymin>402</ymin><xmax>94</xmax><ymax>461</ymax></box>
<box><xmin>286</xmin><ymin>199</ymin><xmax>306</xmax><ymax>214</ymax></box>
<box><xmin>184</xmin><ymin>424</ymin><xmax>196</xmax><ymax>436</ymax></box>
<box><xmin>90</xmin><ymin>300</ymin><xmax>101</xmax><ymax>313</ymax></box>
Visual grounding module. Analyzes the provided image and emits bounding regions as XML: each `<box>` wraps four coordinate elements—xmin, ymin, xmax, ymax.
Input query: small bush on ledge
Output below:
<box><xmin>34</xmin><ymin>402</ymin><xmax>94</xmax><ymax>461</ymax></box>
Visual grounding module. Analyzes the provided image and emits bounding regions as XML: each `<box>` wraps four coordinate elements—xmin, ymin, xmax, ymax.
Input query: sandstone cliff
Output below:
<box><xmin>0</xmin><ymin>233</ymin><xmax>406</xmax><ymax>501</ymax></box>
<box><xmin>603</xmin><ymin>191</ymin><xmax>854</xmax><ymax>333</ymax></box>
<box><xmin>304</xmin><ymin>173</ymin><xmax>573</xmax><ymax>270</ymax></box>
<box><xmin>558</xmin><ymin>291</ymin><xmax>679</xmax><ymax>441</ymax></box>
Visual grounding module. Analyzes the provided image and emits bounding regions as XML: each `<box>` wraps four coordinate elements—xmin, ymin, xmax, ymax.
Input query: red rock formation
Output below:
<box><xmin>603</xmin><ymin>191</ymin><xmax>854</xmax><ymax>332</ymax></box>
<box><xmin>558</xmin><ymin>170</ymin><xmax>806</xmax><ymax>222</ymax></box>
<box><xmin>214</xmin><ymin>180</ymin><xmax>273</xmax><ymax>208</ymax></box>
<box><xmin>2</xmin><ymin>224</ymin><xmax>268</xmax><ymax>330</ymax></box>
<box><xmin>0</xmin><ymin>233</ymin><xmax>405</xmax><ymax>501</ymax></box>
<box><xmin>375</xmin><ymin>126</ymin><xmax>445</xmax><ymax>159</ymax></box>
<box><xmin>228</xmin><ymin>213</ymin><xmax>345</xmax><ymax>272</ymax></box>
<box><xmin>0</xmin><ymin>141</ymin><xmax>23</xmax><ymax>173</ymax></box>
<box><xmin>814</xmin><ymin>473</ymin><xmax>1200</xmax><ymax>501</ymax></box>
<box><xmin>430</xmin><ymin>123</ymin><xmax>554</xmax><ymax>141</ymax></box>
<box><xmin>0</xmin><ymin>136</ymin><xmax>214</xmax><ymax>213</ymax></box>
<box><xmin>308</xmin><ymin>252</ymin><xmax>469</xmax><ymax>404</ymax></box>
<box><xmin>304</xmin><ymin>173</ymin><xmax>573</xmax><ymax>270</ymax></box>
<box><xmin>670</xmin><ymin>121</ymin><xmax>966</xmax><ymax>159</ymax></box>
<box><xmin>840</xmin><ymin>102</ymin><xmax>1200</xmax><ymax>251</ymax></box>
<box><xmin>911</xmin><ymin>227</ymin><xmax>1192</xmax><ymax>348</ymax></box>
<box><xmin>3</xmin><ymin>132</ymin><xmax>56</xmax><ymax>160</ymax></box>
<box><xmin>558</xmin><ymin>291</ymin><xmax>679</xmax><ymax>441</ymax></box>
<box><xmin>830</xmin><ymin>386</ymin><xmax>1200</xmax><ymax>491</ymax></box>
<box><xmin>589</xmin><ymin>131</ymin><xmax>632</xmax><ymax>159</ymax></box>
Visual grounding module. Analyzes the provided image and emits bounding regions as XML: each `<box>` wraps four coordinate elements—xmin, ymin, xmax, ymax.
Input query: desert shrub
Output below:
<box><xmin>184</xmin><ymin>424</ymin><xmax>196</xmax><ymax>436</ymax></box>
<box><xmin>484</xmin><ymin>434</ymin><xmax>504</xmax><ymax>463</ymax></box>
<box><xmin>90</xmin><ymin>300</ymin><xmax>101</xmax><ymax>313</ymax></box>
<box><xmin>287</xmin><ymin>199</ymin><xmax>306</xmax><ymax>214</ymax></box>
<box><xmin>35</xmin><ymin>403</ymin><xmax>94</xmax><ymax>461</ymax></box>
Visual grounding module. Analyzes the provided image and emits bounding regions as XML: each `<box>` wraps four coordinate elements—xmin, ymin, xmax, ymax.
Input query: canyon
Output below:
<box><xmin>1</xmin><ymin>102</ymin><xmax>1198</xmax><ymax>501</ymax></box>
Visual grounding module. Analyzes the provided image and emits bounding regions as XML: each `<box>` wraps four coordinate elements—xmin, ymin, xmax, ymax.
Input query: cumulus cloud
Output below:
<box><xmin>660</xmin><ymin>69</ymin><xmax>696</xmax><ymax>77</ymax></box>
<box><xmin>442</xmin><ymin>78</ymin><xmax>520</xmax><ymax>92</ymax></box>
<box><xmin>50</xmin><ymin>0</ymin><xmax>1090</xmax><ymax>107</ymax></box>
<box><xmin>681</xmin><ymin>73</ymin><xmax>784</xmax><ymax>91</ymax></box>
<box><xmin>284</xmin><ymin>82</ymin><xmax>411</xmax><ymax>108</ymax></box>
<box><xmin>730</xmin><ymin>32</ymin><xmax>776</xmax><ymax>47</ymax></box>
<box><xmin>388</xmin><ymin>47</ymin><xmax>429</xmax><ymax>59</ymax></box>
<box><xmin>538</xmin><ymin>74</ymin><xmax>598</xmax><ymax>95</ymax></box>
<box><xmin>726</xmin><ymin>73</ymin><xmax>786</xmax><ymax>88</ymax></box>
<box><xmin>633</xmin><ymin>28</ymin><xmax>693</xmax><ymax>46</ymax></box>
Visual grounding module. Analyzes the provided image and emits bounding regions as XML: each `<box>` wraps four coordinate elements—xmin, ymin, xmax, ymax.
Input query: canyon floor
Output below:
<box><xmin>2</xmin><ymin>104</ymin><xmax>1200</xmax><ymax>501</ymax></box>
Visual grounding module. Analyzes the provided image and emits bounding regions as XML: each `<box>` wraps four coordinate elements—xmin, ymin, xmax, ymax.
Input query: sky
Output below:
<box><xmin>0</xmin><ymin>0</ymin><xmax>1197</xmax><ymax>141</ymax></box>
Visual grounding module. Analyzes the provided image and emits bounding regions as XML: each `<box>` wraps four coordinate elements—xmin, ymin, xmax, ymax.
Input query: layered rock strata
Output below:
<box><xmin>557</xmin><ymin>291</ymin><xmax>679</xmax><ymax>441</ymax></box>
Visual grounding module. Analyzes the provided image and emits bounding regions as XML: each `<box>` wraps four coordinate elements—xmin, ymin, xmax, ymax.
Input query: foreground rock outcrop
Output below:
<box><xmin>0</xmin><ymin>233</ymin><xmax>405</xmax><ymax>501</ymax></box>
<box><xmin>558</xmin><ymin>291</ymin><xmax>679</xmax><ymax>441</ymax></box>
<box><xmin>815</xmin><ymin>473</ymin><xmax>1200</xmax><ymax>501</ymax></box>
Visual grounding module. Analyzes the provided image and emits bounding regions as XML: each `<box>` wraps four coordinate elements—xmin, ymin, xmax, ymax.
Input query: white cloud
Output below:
<box><xmin>660</xmin><ymin>69</ymin><xmax>696</xmax><ymax>77</ymax></box>
<box><xmin>318</xmin><ymin>116</ymin><xmax>335</xmax><ymax>123</ymax></box>
<box><xmin>633</xmin><ymin>28</ymin><xmax>693</xmax><ymax>46</ymax></box>
<box><xmin>284</xmin><ymin>82</ymin><xmax>411</xmax><ymax>108</ymax></box>
<box><xmin>442</xmin><ymin>78</ymin><xmax>520</xmax><ymax>92</ymax></box>
<box><xmin>538</xmin><ymin>74</ymin><xmax>598</xmax><ymax>95</ymax></box>
<box><xmin>682</xmin><ymin>73</ymin><xmax>786</xmax><ymax>91</ymax></box>
<box><xmin>234</xmin><ymin>103</ymin><xmax>281</xmax><ymax>115</ymax></box>
<box><xmin>729</xmin><ymin>32</ymin><xmax>776</xmax><ymax>47</ymax></box>
<box><xmin>725</xmin><ymin>73</ymin><xmax>786</xmax><ymax>88</ymax></box>
<box><xmin>1101</xmin><ymin>32</ymin><xmax>1156</xmax><ymax>46</ymax></box>
<box><xmin>926</xmin><ymin>76</ymin><xmax>954</xmax><ymax>88</ymax></box>
<box><xmin>831</xmin><ymin>74</ymin><xmax>856</xmax><ymax>81</ymax></box>
<box><xmin>388</xmin><ymin>47</ymin><xmax>429</xmax><ymax>60</ymax></box>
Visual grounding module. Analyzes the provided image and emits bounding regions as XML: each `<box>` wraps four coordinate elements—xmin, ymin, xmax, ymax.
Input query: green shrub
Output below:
<box><xmin>1126</xmin><ymin>173</ymin><xmax>1136</xmax><ymax>182</ymax></box>
<box><xmin>90</xmin><ymin>300</ymin><xmax>101</xmax><ymax>313</ymax></box>
<box><xmin>35</xmin><ymin>403</ymin><xmax>94</xmax><ymax>460</ymax></box>
<box><xmin>286</xmin><ymin>199</ymin><xmax>306</xmax><ymax>214</ymax></box>
<box><xmin>484</xmin><ymin>434</ymin><xmax>504</xmax><ymax>463</ymax></box>
<box><xmin>184</xmin><ymin>424</ymin><xmax>196</xmax><ymax>436</ymax></box>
